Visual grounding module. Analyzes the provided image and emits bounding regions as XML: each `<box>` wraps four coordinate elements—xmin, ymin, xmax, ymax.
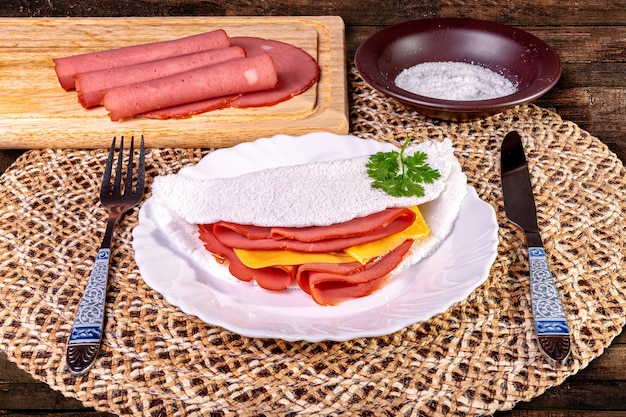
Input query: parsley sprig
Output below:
<box><xmin>366</xmin><ymin>137</ymin><xmax>441</xmax><ymax>197</ymax></box>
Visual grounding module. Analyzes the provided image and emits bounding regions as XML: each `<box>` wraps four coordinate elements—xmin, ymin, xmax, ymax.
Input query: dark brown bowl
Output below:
<box><xmin>354</xmin><ymin>18</ymin><xmax>561</xmax><ymax>121</ymax></box>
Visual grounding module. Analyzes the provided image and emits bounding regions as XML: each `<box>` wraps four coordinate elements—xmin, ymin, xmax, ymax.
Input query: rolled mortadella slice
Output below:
<box><xmin>103</xmin><ymin>53</ymin><xmax>278</xmax><ymax>121</ymax></box>
<box><xmin>53</xmin><ymin>29</ymin><xmax>231</xmax><ymax>90</ymax></box>
<box><xmin>143</xmin><ymin>36</ymin><xmax>320</xmax><ymax>119</ymax></box>
<box><xmin>230</xmin><ymin>37</ymin><xmax>319</xmax><ymax>108</ymax></box>
<box><xmin>142</xmin><ymin>96</ymin><xmax>239</xmax><ymax>119</ymax></box>
<box><xmin>75</xmin><ymin>46</ymin><xmax>246</xmax><ymax>108</ymax></box>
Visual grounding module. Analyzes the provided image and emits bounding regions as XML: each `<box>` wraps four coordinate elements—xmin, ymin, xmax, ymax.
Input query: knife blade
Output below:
<box><xmin>501</xmin><ymin>131</ymin><xmax>571</xmax><ymax>364</ymax></box>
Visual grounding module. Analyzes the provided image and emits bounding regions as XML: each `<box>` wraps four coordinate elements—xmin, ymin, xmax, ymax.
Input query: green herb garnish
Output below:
<box><xmin>366</xmin><ymin>137</ymin><xmax>441</xmax><ymax>197</ymax></box>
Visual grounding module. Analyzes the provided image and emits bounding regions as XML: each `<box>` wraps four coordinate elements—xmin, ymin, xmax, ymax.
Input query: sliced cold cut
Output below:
<box><xmin>297</xmin><ymin>240</ymin><xmax>413</xmax><ymax>305</ymax></box>
<box><xmin>102</xmin><ymin>53</ymin><xmax>278</xmax><ymax>121</ymax></box>
<box><xmin>196</xmin><ymin>207</ymin><xmax>417</xmax><ymax>299</ymax></box>
<box><xmin>142</xmin><ymin>96</ymin><xmax>239</xmax><ymax>120</ymax></box>
<box><xmin>198</xmin><ymin>223</ymin><xmax>296</xmax><ymax>291</ymax></box>
<box><xmin>210</xmin><ymin>207</ymin><xmax>417</xmax><ymax>252</ymax></box>
<box><xmin>143</xmin><ymin>36</ymin><xmax>319</xmax><ymax>118</ymax></box>
<box><xmin>230</xmin><ymin>36</ymin><xmax>319</xmax><ymax>108</ymax></box>
<box><xmin>198</xmin><ymin>221</ymin><xmax>414</xmax><ymax>303</ymax></box>
<box><xmin>53</xmin><ymin>29</ymin><xmax>231</xmax><ymax>91</ymax></box>
<box><xmin>75</xmin><ymin>46</ymin><xmax>246</xmax><ymax>108</ymax></box>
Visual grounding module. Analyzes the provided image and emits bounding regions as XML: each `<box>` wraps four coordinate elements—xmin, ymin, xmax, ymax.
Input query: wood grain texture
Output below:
<box><xmin>0</xmin><ymin>16</ymin><xmax>349</xmax><ymax>149</ymax></box>
<box><xmin>2</xmin><ymin>0</ymin><xmax>626</xmax><ymax>25</ymax></box>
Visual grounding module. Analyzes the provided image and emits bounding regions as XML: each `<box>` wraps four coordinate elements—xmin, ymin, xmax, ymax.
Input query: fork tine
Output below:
<box><xmin>113</xmin><ymin>136</ymin><xmax>125</xmax><ymax>196</ymax></box>
<box><xmin>101</xmin><ymin>137</ymin><xmax>116</xmax><ymax>199</ymax></box>
<box><xmin>124</xmin><ymin>136</ymin><xmax>135</xmax><ymax>196</ymax></box>
<box><xmin>137</xmin><ymin>135</ymin><xmax>146</xmax><ymax>193</ymax></box>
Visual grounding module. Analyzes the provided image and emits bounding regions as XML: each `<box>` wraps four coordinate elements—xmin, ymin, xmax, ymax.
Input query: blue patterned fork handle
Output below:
<box><xmin>528</xmin><ymin>247</ymin><xmax>571</xmax><ymax>363</ymax></box>
<box><xmin>66</xmin><ymin>248</ymin><xmax>110</xmax><ymax>374</ymax></box>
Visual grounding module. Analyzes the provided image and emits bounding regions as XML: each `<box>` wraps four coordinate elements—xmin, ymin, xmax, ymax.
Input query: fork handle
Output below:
<box><xmin>66</xmin><ymin>247</ymin><xmax>111</xmax><ymax>375</ymax></box>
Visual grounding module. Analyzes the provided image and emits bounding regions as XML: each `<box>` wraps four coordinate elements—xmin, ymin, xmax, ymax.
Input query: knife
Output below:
<box><xmin>500</xmin><ymin>131</ymin><xmax>571</xmax><ymax>364</ymax></box>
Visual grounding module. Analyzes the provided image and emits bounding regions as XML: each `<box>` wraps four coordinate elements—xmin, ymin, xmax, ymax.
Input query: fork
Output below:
<box><xmin>66</xmin><ymin>136</ymin><xmax>145</xmax><ymax>375</ymax></box>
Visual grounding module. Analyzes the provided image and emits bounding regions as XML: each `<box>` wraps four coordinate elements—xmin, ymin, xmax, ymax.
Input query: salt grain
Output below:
<box><xmin>395</xmin><ymin>61</ymin><xmax>517</xmax><ymax>101</ymax></box>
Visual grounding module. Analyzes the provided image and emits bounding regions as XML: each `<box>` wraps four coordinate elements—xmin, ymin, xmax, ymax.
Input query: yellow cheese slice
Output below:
<box><xmin>233</xmin><ymin>248</ymin><xmax>354</xmax><ymax>268</ymax></box>
<box><xmin>343</xmin><ymin>206</ymin><xmax>429</xmax><ymax>264</ymax></box>
<box><xmin>233</xmin><ymin>206</ymin><xmax>429</xmax><ymax>268</ymax></box>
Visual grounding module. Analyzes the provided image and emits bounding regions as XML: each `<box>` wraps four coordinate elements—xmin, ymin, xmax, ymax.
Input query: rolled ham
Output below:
<box><xmin>74</xmin><ymin>46</ymin><xmax>246</xmax><ymax>108</ymax></box>
<box><xmin>143</xmin><ymin>36</ymin><xmax>319</xmax><ymax>119</ymax></box>
<box><xmin>102</xmin><ymin>53</ymin><xmax>278</xmax><ymax>121</ymax></box>
<box><xmin>53</xmin><ymin>29</ymin><xmax>231</xmax><ymax>91</ymax></box>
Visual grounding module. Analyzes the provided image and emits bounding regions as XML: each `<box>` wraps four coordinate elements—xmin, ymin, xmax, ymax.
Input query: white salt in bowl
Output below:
<box><xmin>354</xmin><ymin>18</ymin><xmax>561</xmax><ymax>121</ymax></box>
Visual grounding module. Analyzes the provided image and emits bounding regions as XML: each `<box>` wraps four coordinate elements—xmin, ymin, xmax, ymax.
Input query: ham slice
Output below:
<box><xmin>53</xmin><ymin>29</ymin><xmax>231</xmax><ymax>91</ymax></box>
<box><xmin>198</xmin><ymin>223</ymin><xmax>295</xmax><ymax>291</ymax></box>
<box><xmin>102</xmin><ymin>53</ymin><xmax>278</xmax><ymax>121</ymax></box>
<box><xmin>74</xmin><ymin>46</ymin><xmax>246</xmax><ymax>108</ymax></box>
<box><xmin>230</xmin><ymin>37</ymin><xmax>319</xmax><ymax>108</ymax></box>
<box><xmin>140</xmin><ymin>96</ymin><xmax>239</xmax><ymax>119</ymax></box>
<box><xmin>211</xmin><ymin>207</ymin><xmax>416</xmax><ymax>252</ymax></box>
<box><xmin>143</xmin><ymin>36</ymin><xmax>319</xmax><ymax>118</ymax></box>
<box><xmin>198</xmin><ymin>222</ymin><xmax>413</xmax><ymax>303</ymax></box>
<box><xmin>197</xmin><ymin>208</ymin><xmax>417</xmax><ymax>300</ymax></box>
<box><xmin>297</xmin><ymin>240</ymin><xmax>414</xmax><ymax>305</ymax></box>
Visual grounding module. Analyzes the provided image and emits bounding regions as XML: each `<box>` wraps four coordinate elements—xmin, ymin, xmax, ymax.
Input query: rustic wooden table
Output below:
<box><xmin>1</xmin><ymin>1</ymin><xmax>624</xmax><ymax>416</ymax></box>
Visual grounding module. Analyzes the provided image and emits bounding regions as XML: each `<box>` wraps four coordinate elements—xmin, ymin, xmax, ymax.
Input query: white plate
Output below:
<box><xmin>132</xmin><ymin>132</ymin><xmax>499</xmax><ymax>342</ymax></box>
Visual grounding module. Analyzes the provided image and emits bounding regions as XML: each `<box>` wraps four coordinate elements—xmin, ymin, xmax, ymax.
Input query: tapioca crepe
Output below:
<box><xmin>148</xmin><ymin>138</ymin><xmax>468</xmax><ymax>280</ymax></box>
<box><xmin>152</xmin><ymin>139</ymin><xmax>460</xmax><ymax>227</ymax></box>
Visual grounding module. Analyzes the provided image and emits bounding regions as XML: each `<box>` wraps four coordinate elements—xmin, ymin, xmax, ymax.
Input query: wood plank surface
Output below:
<box><xmin>1</xmin><ymin>1</ymin><xmax>625</xmax><ymax>416</ymax></box>
<box><xmin>0</xmin><ymin>16</ymin><xmax>349</xmax><ymax>149</ymax></box>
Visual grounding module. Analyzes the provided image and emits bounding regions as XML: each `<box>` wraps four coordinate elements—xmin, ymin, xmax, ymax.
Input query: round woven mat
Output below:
<box><xmin>1</xmin><ymin>66</ymin><xmax>625</xmax><ymax>416</ymax></box>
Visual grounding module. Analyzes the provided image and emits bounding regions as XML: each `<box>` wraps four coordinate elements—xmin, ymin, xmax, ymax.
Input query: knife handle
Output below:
<box><xmin>528</xmin><ymin>245</ymin><xmax>571</xmax><ymax>363</ymax></box>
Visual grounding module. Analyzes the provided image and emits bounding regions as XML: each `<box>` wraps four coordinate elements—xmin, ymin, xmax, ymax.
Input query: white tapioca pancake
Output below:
<box><xmin>151</xmin><ymin>138</ymin><xmax>460</xmax><ymax>227</ymax></box>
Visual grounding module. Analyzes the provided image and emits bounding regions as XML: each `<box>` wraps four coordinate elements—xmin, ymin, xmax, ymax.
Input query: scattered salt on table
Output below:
<box><xmin>395</xmin><ymin>61</ymin><xmax>517</xmax><ymax>101</ymax></box>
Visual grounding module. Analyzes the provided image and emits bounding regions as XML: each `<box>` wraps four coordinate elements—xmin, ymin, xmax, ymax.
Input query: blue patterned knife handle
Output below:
<box><xmin>528</xmin><ymin>246</ymin><xmax>571</xmax><ymax>363</ymax></box>
<box><xmin>66</xmin><ymin>248</ymin><xmax>110</xmax><ymax>375</ymax></box>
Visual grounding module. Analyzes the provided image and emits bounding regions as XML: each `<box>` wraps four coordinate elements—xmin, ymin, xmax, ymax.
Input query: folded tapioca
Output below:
<box><xmin>150</xmin><ymin>138</ymin><xmax>468</xmax><ymax>305</ymax></box>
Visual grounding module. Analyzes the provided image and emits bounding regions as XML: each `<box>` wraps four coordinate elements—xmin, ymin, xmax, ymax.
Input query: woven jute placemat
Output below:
<box><xmin>1</xmin><ymin>66</ymin><xmax>625</xmax><ymax>416</ymax></box>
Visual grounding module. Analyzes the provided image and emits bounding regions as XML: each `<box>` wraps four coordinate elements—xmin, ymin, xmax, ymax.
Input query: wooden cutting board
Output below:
<box><xmin>0</xmin><ymin>16</ymin><xmax>348</xmax><ymax>149</ymax></box>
